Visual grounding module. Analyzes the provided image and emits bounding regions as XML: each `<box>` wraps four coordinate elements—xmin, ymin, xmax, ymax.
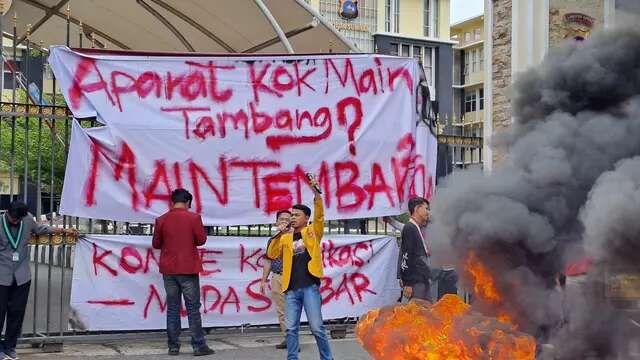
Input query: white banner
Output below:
<box><xmin>49</xmin><ymin>46</ymin><xmax>437</xmax><ymax>225</ymax></box>
<box><xmin>70</xmin><ymin>234</ymin><xmax>400</xmax><ymax>331</ymax></box>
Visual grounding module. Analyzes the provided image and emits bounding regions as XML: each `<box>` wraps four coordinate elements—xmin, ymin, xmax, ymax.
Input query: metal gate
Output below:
<box><xmin>0</xmin><ymin>101</ymin><xmax>398</xmax><ymax>345</ymax></box>
<box><xmin>0</xmin><ymin>102</ymin><xmax>391</xmax><ymax>344</ymax></box>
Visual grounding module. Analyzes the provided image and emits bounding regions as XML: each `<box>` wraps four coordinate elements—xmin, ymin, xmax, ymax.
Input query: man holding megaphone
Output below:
<box><xmin>267</xmin><ymin>174</ymin><xmax>333</xmax><ymax>360</ymax></box>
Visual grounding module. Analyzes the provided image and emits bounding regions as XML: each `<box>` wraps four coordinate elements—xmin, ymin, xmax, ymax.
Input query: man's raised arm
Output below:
<box><xmin>312</xmin><ymin>191</ymin><xmax>324</xmax><ymax>242</ymax></box>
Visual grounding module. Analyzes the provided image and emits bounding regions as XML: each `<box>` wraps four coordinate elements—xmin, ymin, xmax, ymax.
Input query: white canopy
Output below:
<box><xmin>1</xmin><ymin>0</ymin><xmax>357</xmax><ymax>53</ymax></box>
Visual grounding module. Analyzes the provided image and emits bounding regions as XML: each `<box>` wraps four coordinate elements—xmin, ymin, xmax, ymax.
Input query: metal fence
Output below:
<box><xmin>0</xmin><ymin>61</ymin><xmax>399</xmax><ymax>347</ymax></box>
<box><xmin>0</xmin><ymin>101</ymin><xmax>399</xmax><ymax>347</ymax></box>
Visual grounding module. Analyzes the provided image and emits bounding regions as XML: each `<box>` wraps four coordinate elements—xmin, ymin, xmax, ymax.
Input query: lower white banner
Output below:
<box><xmin>70</xmin><ymin>234</ymin><xmax>400</xmax><ymax>331</ymax></box>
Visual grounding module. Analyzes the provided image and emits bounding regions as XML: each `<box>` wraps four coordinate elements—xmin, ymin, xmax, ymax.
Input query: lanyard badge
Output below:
<box><xmin>409</xmin><ymin>218</ymin><xmax>430</xmax><ymax>257</ymax></box>
<box><xmin>2</xmin><ymin>215</ymin><xmax>24</xmax><ymax>262</ymax></box>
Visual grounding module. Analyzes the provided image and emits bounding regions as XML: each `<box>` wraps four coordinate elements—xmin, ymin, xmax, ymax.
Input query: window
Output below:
<box><xmin>385</xmin><ymin>0</ymin><xmax>391</xmax><ymax>32</ymax></box>
<box><xmin>423</xmin><ymin>47</ymin><xmax>433</xmax><ymax>86</ymax></box>
<box><xmin>464</xmin><ymin>32</ymin><xmax>471</xmax><ymax>42</ymax></box>
<box><xmin>465</xmin><ymin>93</ymin><xmax>477</xmax><ymax>113</ymax></box>
<box><xmin>471</xmin><ymin>50</ymin><xmax>477</xmax><ymax>73</ymax></box>
<box><xmin>479</xmin><ymin>88</ymin><xmax>484</xmax><ymax>110</ymax></box>
<box><xmin>474</xmin><ymin>28</ymin><xmax>481</xmax><ymax>41</ymax></box>
<box><xmin>389</xmin><ymin>42</ymin><xmax>398</xmax><ymax>56</ymax></box>
<box><xmin>386</xmin><ymin>0</ymin><xmax>399</xmax><ymax>33</ymax></box>
<box><xmin>393</xmin><ymin>0</ymin><xmax>400</xmax><ymax>33</ymax></box>
<box><xmin>413</xmin><ymin>46</ymin><xmax>422</xmax><ymax>64</ymax></box>
<box><xmin>464</xmin><ymin>52</ymin><xmax>469</xmax><ymax>75</ymax></box>
<box><xmin>479</xmin><ymin>47</ymin><xmax>484</xmax><ymax>71</ymax></box>
<box><xmin>433</xmin><ymin>0</ymin><xmax>439</xmax><ymax>37</ymax></box>
<box><xmin>424</xmin><ymin>0</ymin><xmax>431</xmax><ymax>37</ymax></box>
<box><xmin>393</xmin><ymin>44</ymin><xmax>433</xmax><ymax>87</ymax></box>
<box><xmin>401</xmin><ymin>44</ymin><xmax>410</xmax><ymax>57</ymax></box>
<box><xmin>424</xmin><ymin>0</ymin><xmax>440</xmax><ymax>37</ymax></box>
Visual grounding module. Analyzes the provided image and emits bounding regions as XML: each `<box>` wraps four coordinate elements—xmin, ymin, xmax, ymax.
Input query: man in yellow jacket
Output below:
<box><xmin>267</xmin><ymin>187</ymin><xmax>333</xmax><ymax>360</ymax></box>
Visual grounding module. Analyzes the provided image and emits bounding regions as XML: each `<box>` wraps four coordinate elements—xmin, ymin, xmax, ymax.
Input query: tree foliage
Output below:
<box><xmin>0</xmin><ymin>89</ymin><xmax>77</xmax><ymax>194</ymax></box>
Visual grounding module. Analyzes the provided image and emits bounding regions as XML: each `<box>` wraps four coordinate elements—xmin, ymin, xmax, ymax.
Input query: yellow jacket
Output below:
<box><xmin>267</xmin><ymin>196</ymin><xmax>324</xmax><ymax>293</ymax></box>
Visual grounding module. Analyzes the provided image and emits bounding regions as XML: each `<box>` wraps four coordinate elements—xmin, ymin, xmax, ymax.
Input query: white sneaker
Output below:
<box><xmin>2</xmin><ymin>350</ymin><xmax>18</xmax><ymax>360</ymax></box>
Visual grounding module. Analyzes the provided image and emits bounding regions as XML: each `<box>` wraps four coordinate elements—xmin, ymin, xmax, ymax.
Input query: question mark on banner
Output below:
<box><xmin>337</xmin><ymin>97</ymin><xmax>363</xmax><ymax>156</ymax></box>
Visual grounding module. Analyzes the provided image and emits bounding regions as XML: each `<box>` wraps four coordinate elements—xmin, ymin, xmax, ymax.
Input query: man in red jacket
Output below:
<box><xmin>152</xmin><ymin>188</ymin><xmax>214</xmax><ymax>357</ymax></box>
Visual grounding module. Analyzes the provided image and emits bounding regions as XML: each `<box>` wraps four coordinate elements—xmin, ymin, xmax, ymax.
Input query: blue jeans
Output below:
<box><xmin>285</xmin><ymin>284</ymin><xmax>333</xmax><ymax>360</ymax></box>
<box><xmin>162</xmin><ymin>275</ymin><xmax>207</xmax><ymax>351</ymax></box>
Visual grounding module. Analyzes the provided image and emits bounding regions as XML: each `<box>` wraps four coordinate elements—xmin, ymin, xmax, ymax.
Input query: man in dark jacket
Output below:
<box><xmin>399</xmin><ymin>197</ymin><xmax>432</xmax><ymax>301</ymax></box>
<box><xmin>152</xmin><ymin>189</ymin><xmax>214</xmax><ymax>357</ymax></box>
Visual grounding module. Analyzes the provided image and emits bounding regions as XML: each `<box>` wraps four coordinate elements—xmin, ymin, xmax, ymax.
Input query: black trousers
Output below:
<box><xmin>0</xmin><ymin>280</ymin><xmax>31</xmax><ymax>351</ymax></box>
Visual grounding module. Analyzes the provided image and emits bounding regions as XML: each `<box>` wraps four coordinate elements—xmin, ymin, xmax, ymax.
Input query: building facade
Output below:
<box><xmin>450</xmin><ymin>15</ymin><xmax>484</xmax><ymax>170</ymax></box>
<box><xmin>483</xmin><ymin>0</ymin><xmax>623</xmax><ymax>172</ymax></box>
<box><xmin>308</xmin><ymin>0</ymin><xmax>455</xmax><ymax>178</ymax></box>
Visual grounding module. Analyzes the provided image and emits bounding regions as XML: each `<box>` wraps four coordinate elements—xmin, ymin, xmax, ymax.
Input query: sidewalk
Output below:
<box><xmin>19</xmin><ymin>331</ymin><xmax>371</xmax><ymax>359</ymax></box>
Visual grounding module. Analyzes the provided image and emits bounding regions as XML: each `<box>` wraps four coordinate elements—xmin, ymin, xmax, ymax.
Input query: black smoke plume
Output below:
<box><xmin>429</xmin><ymin>23</ymin><xmax>640</xmax><ymax>358</ymax></box>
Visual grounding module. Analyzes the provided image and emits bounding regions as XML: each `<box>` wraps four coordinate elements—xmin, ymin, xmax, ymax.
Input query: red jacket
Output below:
<box><xmin>152</xmin><ymin>208</ymin><xmax>207</xmax><ymax>275</ymax></box>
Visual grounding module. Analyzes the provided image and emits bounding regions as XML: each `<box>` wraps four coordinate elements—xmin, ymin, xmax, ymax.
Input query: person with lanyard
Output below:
<box><xmin>399</xmin><ymin>197</ymin><xmax>432</xmax><ymax>302</ymax></box>
<box><xmin>267</xmin><ymin>175</ymin><xmax>333</xmax><ymax>360</ymax></box>
<box><xmin>0</xmin><ymin>201</ymin><xmax>76</xmax><ymax>360</ymax></box>
<box><xmin>383</xmin><ymin>215</ymin><xmax>427</xmax><ymax>302</ymax></box>
<box><xmin>260</xmin><ymin>209</ymin><xmax>293</xmax><ymax>350</ymax></box>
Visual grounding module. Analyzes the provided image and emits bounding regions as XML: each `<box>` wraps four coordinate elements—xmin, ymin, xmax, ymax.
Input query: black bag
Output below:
<box><xmin>431</xmin><ymin>268</ymin><xmax>458</xmax><ymax>301</ymax></box>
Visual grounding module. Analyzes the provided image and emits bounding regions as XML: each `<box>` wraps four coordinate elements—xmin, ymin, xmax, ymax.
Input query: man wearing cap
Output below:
<box><xmin>0</xmin><ymin>201</ymin><xmax>76</xmax><ymax>360</ymax></box>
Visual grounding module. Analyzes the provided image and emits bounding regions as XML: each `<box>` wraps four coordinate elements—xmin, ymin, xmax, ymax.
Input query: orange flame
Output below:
<box><xmin>356</xmin><ymin>295</ymin><xmax>536</xmax><ymax>360</ymax></box>
<box><xmin>465</xmin><ymin>252</ymin><xmax>502</xmax><ymax>304</ymax></box>
<box><xmin>464</xmin><ymin>252</ymin><xmax>515</xmax><ymax>325</ymax></box>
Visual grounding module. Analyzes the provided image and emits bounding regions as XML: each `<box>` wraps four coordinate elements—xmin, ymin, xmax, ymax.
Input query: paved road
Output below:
<box><xmin>18</xmin><ymin>257</ymin><xmax>373</xmax><ymax>359</ymax></box>
<box><xmin>19</xmin><ymin>332</ymin><xmax>371</xmax><ymax>360</ymax></box>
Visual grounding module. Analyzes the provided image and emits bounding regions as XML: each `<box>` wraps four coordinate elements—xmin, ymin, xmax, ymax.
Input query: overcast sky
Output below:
<box><xmin>451</xmin><ymin>0</ymin><xmax>484</xmax><ymax>24</ymax></box>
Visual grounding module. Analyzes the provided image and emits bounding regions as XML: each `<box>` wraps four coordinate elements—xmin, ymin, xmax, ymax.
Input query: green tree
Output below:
<box><xmin>0</xmin><ymin>114</ymin><xmax>69</xmax><ymax>195</ymax></box>
<box><xmin>0</xmin><ymin>89</ymin><xmax>87</xmax><ymax>196</ymax></box>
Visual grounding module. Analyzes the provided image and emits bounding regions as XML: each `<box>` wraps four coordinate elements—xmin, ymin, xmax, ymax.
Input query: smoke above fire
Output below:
<box><xmin>582</xmin><ymin>156</ymin><xmax>640</xmax><ymax>269</ymax></box>
<box><xmin>427</xmin><ymin>23</ymin><xmax>640</xmax><ymax>358</ymax></box>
